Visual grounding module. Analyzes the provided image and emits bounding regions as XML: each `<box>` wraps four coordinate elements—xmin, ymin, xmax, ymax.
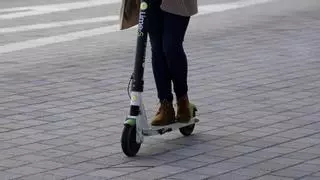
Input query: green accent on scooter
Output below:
<box><xmin>189</xmin><ymin>103</ymin><xmax>197</xmax><ymax>113</ymax></box>
<box><xmin>124</xmin><ymin>118</ymin><xmax>136</xmax><ymax>126</ymax></box>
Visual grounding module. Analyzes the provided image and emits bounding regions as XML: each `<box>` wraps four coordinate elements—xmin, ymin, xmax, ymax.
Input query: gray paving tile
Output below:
<box><xmin>5</xmin><ymin>137</ymin><xmax>39</xmax><ymax>145</ymax></box>
<box><xmin>0</xmin><ymin>148</ymin><xmax>33</xmax><ymax>158</ymax></box>
<box><xmin>305</xmin><ymin>158</ymin><xmax>320</xmax><ymax>165</ymax></box>
<box><xmin>152</xmin><ymin>151</ymin><xmax>189</xmax><ymax>163</ymax></box>
<box><xmin>221</xmin><ymin>134</ymin><xmax>258</xmax><ymax>143</ymax></box>
<box><xmin>114</xmin><ymin>157</ymin><xmax>166</xmax><ymax>168</ymax></box>
<box><xmin>168</xmin><ymin>171</ymin><xmax>210</xmax><ymax>180</ymax></box>
<box><xmin>88</xmin><ymin>155</ymin><xmax>132</xmax><ymax>167</ymax></box>
<box><xmin>226</xmin><ymin>156</ymin><xmax>264</xmax><ymax>165</ymax></box>
<box><xmin>299</xmin><ymin>145</ymin><xmax>320</xmax><ymax>155</ymax></box>
<box><xmin>53</xmin><ymin>144</ymin><xmax>93</xmax><ymax>152</ymax></box>
<box><xmin>207</xmin><ymin>149</ymin><xmax>245</xmax><ymax>158</ymax></box>
<box><xmin>13</xmin><ymin>154</ymin><xmax>51</xmax><ymax>162</ymax></box>
<box><xmin>16</xmin><ymin>172</ymin><xmax>65</xmax><ymax>180</ymax></box>
<box><xmin>275</xmin><ymin>128</ymin><xmax>318</xmax><ymax>139</ymax></box>
<box><xmin>168</xmin><ymin>147</ymin><xmax>208</xmax><ymax>157</ymax></box>
<box><xmin>18</xmin><ymin>143</ymin><xmax>54</xmax><ymax>151</ymax></box>
<box><xmin>263</xmin><ymin>146</ymin><xmax>296</xmax><ymax>154</ymax></box>
<box><xmin>52</xmin><ymin>155</ymin><xmax>90</xmax><ymax>165</ymax></box>
<box><xmin>290</xmin><ymin>163</ymin><xmax>320</xmax><ymax>173</ymax></box>
<box><xmin>39</xmin><ymin>138</ymin><xmax>75</xmax><ymax>146</ymax></box>
<box><xmin>0</xmin><ymin>133</ymin><xmax>28</xmax><ymax>142</ymax></box>
<box><xmin>124</xmin><ymin>170</ymin><xmax>166</xmax><ymax>180</ymax></box>
<box><xmin>88</xmin><ymin>169</ymin><xmax>130</xmax><ymax>178</ymax></box>
<box><xmin>208</xmin><ymin>173</ymin><xmax>251</xmax><ymax>180</ymax></box>
<box><xmin>206</xmin><ymin>139</ymin><xmax>239</xmax><ymax>147</ymax></box>
<box><xmin>252</xmin><ymin>175</ymin><xmax>294</xmax><ymax>180</ymax></box>
<box><xmin>0</xmin><ymin>142</ymin><xmax>17</xmax><ymax>150</ymax></box>
<box><xmin>232</xmin><ymin>168</ymin><xmax>269</xmax><ymax>178</ymax></box>
<box><xmin>243</xmin><ymin>139</ymin><xmax>278</xmax><ymax>148</ymax></box>
<box><xmin>188</xmin><ymin>154</ymin><xmax>227</xmax><ymax>163</ymax></box>
<box><xmin>268</xmin><ymin>157</ymin><xmax>304</xmax><ymax>166</ymax></box>
<box><xmin>147</xmin><ymin>165</ymin><xmax>187</xmax><ymax>176</ymax></box>
<box><xmin>29</xmin><ymin>160</ymin><xmax>65</xmax><ymax>170</ymax></box>
<box><xmin>168</xmin><ymin>159</ymin><xmax>209</xmax><ymax>169</ymax></box>
<box><xmin>223</xmin><ymin>145</ymin><xmax>260</xmax><ymax>153</ymax></box>
<box><xmin>6</xmin><ymin>166</ymin><xmax>46</xmax><ymax>175</ymax></box>
<box><xmin>299</xmin><ymin>176</ymin><xmax>320</xmax><ymax>180</ymax></box>
<box><xmin>207</xmin><ymin>161</ymin><xmax>246</xmax><ymax>171</ymax></box>
<box><xmin>49</xmin><ymin>167</ymin><xmax>84</xmax><ymax>178</ymax></box>
<box><xmin>247</xmin><ymin>160</ymin><xmax>290</xmax><ymax>172</ymax></box>
<box><xmin>192</xmin><ymin>166</ymin><xmax>230</xmax><ymax>176</ymax></box>
<box><xmin>272</xmin><ymin>168</ymin><xmax>312</xmax><ymax>178</ymax></box>
<box><xmin>0</xmin><ymin>171</ymin><xmax>24</xmax><ymax>179</ymax></box>
<box><xmin>72</xmin><ymin>149</ymin><xmax>115</xmax><ymax>159</ymax></box>
<box><xmin>0</xmin><ymin>159</ymin><xmax>29</xmax><ymax>168</ymax></box>
<box><xmin>68</xmin><ymin>175</ymin><xmax>109</xmax><ymax>180</ymax></box>
<box><xmin>36</xmin><ymin>149</ymin><xmax>72</xmax><ymax>158</ymax></box>
<box><xmin>104</xmin><ymin>165</ymin><xmax>148</xmax><ymax>174</ymax></box>
<box><xmin>279</xmin><ymin>140</ymin><xmax>317</xmax><ymax>150</ymax></box>
<box><xmin>283</xmin><ymin>152</ymin><xmax>319</xmax><ymax>161</ymax></box>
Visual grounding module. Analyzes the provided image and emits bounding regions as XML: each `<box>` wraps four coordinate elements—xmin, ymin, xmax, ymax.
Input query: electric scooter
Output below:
<box><xmin>121</xmin><ymin>0</ymin><xmax>199</xmax><ymax>157</ymax></box>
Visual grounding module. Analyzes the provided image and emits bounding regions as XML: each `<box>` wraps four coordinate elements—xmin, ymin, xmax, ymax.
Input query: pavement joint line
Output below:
<box><xmin>296</xmin><ymin>170</ymin><xmax>320</xmax><ymax>180</ymax></box>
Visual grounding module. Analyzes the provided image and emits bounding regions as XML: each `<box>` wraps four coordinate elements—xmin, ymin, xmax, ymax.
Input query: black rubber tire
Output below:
<box><xmin>179</xmin><ymin>108</ymin><xmax>197</xmax><ymax>136</ymax></box>
<box><xmin>121</xmin><ymin>124</ymin><xmax>141</xmax><ymax>157</ymax></box>
<box><xmin>179</xmin><ymin>124</ymin><xmax>195</xmax><ymax>136</ymax></box>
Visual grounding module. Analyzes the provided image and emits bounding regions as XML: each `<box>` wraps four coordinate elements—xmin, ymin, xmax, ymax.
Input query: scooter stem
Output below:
<box><xmin>130</xmin><ymin>0</ymin><xmax>150</xmax><ymax>117</ymax></box>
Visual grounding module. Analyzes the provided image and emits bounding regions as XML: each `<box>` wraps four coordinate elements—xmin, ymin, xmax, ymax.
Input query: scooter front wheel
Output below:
<box><xmin>121</xmin><ymin>124</ymin><xmax>141</xmax><ymax>157</ymax></box>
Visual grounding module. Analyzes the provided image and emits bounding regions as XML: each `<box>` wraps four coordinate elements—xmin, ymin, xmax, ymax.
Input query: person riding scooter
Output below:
<box><xmin>120</xmin><ymin>0</ymin><xmax>198</xmax><ymax>126</ymax></box>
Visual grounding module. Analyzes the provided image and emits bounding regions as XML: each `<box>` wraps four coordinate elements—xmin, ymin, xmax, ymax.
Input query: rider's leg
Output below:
<box><xmin>162</xmin><ymin>11</ymin><xmax>191</xmax><ymax>122</ymax></box>
<box><xmin>148</xmin><ymin>0</ymin><xmax>175</xmax><ymax>126</ymax></box>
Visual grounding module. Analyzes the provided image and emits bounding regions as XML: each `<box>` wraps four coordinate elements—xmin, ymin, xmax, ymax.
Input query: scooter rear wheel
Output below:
<box><xmin>121</xmin><ymin>124</ymin><xmax>141</xmax><ymax>157</ymax></box>
<box><xmin>179</xmin><ymin>106</ymin><xmax>197</xmax><ymax>136</ymax></box>
<box><xmin>179</xmin><ymin>124</ymin><xmax>195</xmax><ymax>136</ymax></box>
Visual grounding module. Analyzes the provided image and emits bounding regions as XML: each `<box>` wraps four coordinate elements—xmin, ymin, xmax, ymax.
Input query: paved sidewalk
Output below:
<box><xmin>1</xmin><ymin>0</ymin><xmax>320</xmax><ymax>179</ymax></box>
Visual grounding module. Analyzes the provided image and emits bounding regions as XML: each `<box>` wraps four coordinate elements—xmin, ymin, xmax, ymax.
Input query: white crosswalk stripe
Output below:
<box><xmin>0</xmin><ymin>0</ymin><xmax>273</xmax><ymax>55</ymax></box>
<box><xmin>0</xmin><ymin>0</ymin><xmax>121</xmax><ymax>19</ymax></box>
<box><xmin>0</xmin><ymin>16</ymin><xmax>118</xmax><ymax>33</ymax></box>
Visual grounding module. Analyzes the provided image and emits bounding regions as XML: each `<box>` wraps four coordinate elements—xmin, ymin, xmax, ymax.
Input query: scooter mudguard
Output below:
<box><xmin>124</xmin><ymin>118</ymin><xmax>136</xmax><ymax>126</ymax></box>
<box><xmin>189</xmin><ymin>103</ymin><xmax>198</xmax><ymax>113</ymax></box>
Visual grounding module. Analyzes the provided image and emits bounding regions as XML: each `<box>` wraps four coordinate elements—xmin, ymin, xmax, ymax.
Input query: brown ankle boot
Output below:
<box><xmin>176</xmin><ymin>94</ymin><xmax>191</xmax><ymax>123</ymax></box>
<box><xmin>151</xmin><ymin>100</ymin><xmax>175</xmax><ymax>126</ymax></box>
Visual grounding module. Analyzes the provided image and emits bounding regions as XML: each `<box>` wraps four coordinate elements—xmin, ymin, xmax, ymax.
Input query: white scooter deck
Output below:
<box><xmin>142</xmin><ymin>117</ymin><xmax>199</xmax><ymax>136</ymax></box>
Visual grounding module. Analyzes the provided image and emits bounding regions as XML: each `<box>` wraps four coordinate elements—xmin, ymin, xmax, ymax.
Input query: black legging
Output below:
<box><xmin>148</xmin><ymin>0</ymin><xmax>190</xmax><ymax>102</ymax></box>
